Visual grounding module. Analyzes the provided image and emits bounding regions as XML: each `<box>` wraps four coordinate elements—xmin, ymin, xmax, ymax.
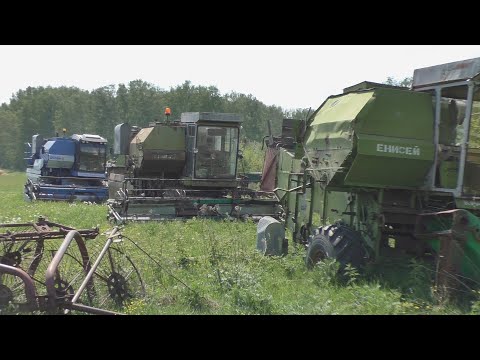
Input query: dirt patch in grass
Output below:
<box><xmin>0</xmin><ymin>169</ymin><xmax>5</xmax><ymax>176</ymax></box>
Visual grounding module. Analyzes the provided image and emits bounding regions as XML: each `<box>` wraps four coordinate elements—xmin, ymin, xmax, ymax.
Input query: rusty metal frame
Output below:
<box><xmin>44</xmin><ymin>229</ymin><xmax>122</xmax><ymax>315</ymax></box>
<box><xmin>0</xmin><ymin>217</ymin><xmax>99</xmax><ymax>242</ymax></box>
<box><xmin>0</xmin><ymin>263</ymin><xmax>38</xmax><ymax>311</ymax></box>
<box><xmin>108</xmin><ymin>176</ymin><xmax>280</xmax><ymax>223</ymax></box>
<box><xmin>68</xmin><ymin>227</ymin><xmax>122</xmax><ymax>315</ymax></box>
<box><xmin>45</xmin><ymin>230</ymin><xmax>93</xmax><ymax>313</ymax></box>
<box><xmin>0</xmin><ymin>218</ymin><xmax>124</xmax><ymax>315</ymax></box>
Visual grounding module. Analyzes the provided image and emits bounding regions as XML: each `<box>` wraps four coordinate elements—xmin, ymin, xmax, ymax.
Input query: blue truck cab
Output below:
<box><xmin>25</xmin><ymin>133</ymin><xmax>108</xmax><ymax>202</ymax></box>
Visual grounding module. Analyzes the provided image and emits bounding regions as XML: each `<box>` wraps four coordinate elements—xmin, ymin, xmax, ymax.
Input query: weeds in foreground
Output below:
<box><xmin>1</xmin><ymin>173</ymin><xmax>479</xmax><ymax>314</ymax></box>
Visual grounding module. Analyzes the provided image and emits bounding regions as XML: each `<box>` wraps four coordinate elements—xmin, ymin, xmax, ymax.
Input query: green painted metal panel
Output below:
<box><xmin>455</xmin><ymin>198</ymin><xmax>480</xmax><ymax>210</ymax></box>
<box><xmin>344</xmin><ymin>133</ymin><xmax>435</xmax><ymax>188</ymax></box>
<box><xmin>305</xmin><ymin>93</ymin><xmax>371</xmax><ymax>158</ymax></box>
<box><xmin>345</xmin><ymin>156</ymin><xmax>431</xmax><ymax>188</ymax></box>
<box><xmin>305</xmin><ymin>88</ymin><xmax>435</xmax><ymax>189</ymax></box>
<box><xmin>141</xmin><ymin>126</ymin><xmax>186</xmax><ymax>150</ymax></box>
<box><xmin>438</xmin><ymin>160</ymin><xmax>457</xmax><ymax>189</ymax></box>
<box><xmin>274</xmin><ymin>148</ymin><xmax>313</xmax><ymax>234</ymax></box>
<box><xmin>356</xmin><ymin>134</ymin><xmax>434</xmax><ymax>161</ymax></box>
<box><xmin>276</xmin><ymin>149</ymin><xmax>294</xmax><ymax>200</ymax></box>
<box><xmin>346</xmin><ymin>89</ymin><xmax>434</xmax><ymax>188</ymax></box>
<box><xmin>426</xmin><ymin>210</ymin><xmax>480</xmax><ymax>281</ymax></box>
<box><xmin>309</xmin><ymin>92</ymin><xmax>374</xmax><ymax>128</ymax></box>
<box><xmin>311</xmin><ymin>181</ymin><xmax>324</xmax><ymax>215</ymax></box>
<box><xmin>304</xmin><ymin>93</ymin><xmax>375</xmax><ymax>190</ymax></box>
<box><xmin>324</xmin><ymin>191</ymin><xmax>350</xmax><ymax>225</ymax></box>
<box><xmin>355</xmin><ymin>88</ymin><xmax>434</xmax><ymax>140</ymax></box>
<box><xmin>129</xmin><ymin>125</ymin><xmax>186</xmax><ymax>173</ymax></box>
<box><xmin>343</xmin><ymin>81</ymin><xmax>407</xmax><ymax>93</ymax></box>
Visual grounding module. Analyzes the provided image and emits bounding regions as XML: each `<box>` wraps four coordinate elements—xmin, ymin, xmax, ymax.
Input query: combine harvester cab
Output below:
<box><xmin>24</xmin><ymin>132</ymin><xmax>108</xmax><ymax>202</ymax></box>
<box><xmin>107</xmin><ymin>110</ymin><xmax>280</xmax><ymax>222</ymax></box>
<box><xmin>258</xmin><ymin>57</ymin><xmax>480</xmax><ymax>293</ymax></box>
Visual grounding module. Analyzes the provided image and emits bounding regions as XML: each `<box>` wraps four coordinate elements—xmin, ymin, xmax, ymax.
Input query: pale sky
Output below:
<box><xmin>1</xmin><ymin>45</ymin><xmax>479</xmax><ymax>110</ymax></box>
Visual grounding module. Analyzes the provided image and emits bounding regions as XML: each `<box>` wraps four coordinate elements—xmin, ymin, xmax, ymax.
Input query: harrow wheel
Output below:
<box><xmin>1</xmin><ymin>240</ymin><xmax>42</xmax><ymax>271</ymax></box>
<box><xmin>0</xmin><ymin>237</ymin><xmax>44</xmax><ymax>312</ymax></box>
<box><xmin>54</xmin><ymin>278</ymin><xmax>75</xmax><ymax>303</ymax></box>
<box><xmin>92</xmin><ymin>246</ymin><xmax>145</xmax><ymax>309</ymax></box>
<box><xmin>1</xmin><ymin>251</ymin><xmax>22</xmax><ymax>267</ymax></box>
<box><xmin>106</xmin><ymin>272</ymin><xmax>129</xmax><ymax>305</ymax></box>
<box><xmin>0</xmin><ymin>273</ymin><xmax>29</xmax><ymax>312</ymax></box>
<box><xmin>44</xmin><ymin>249</ymin><xmax>96</xmax><ymax>309</ymax></box>
<box><xmin>0</xmin><ymin>283</ymin><xmax>13</xmax><ymax>309</ymax></box>
<box><xmin>26</xmin><ymin>244</ymin><xmax>96</xmax><ymax>313</ymax></box>
<box><xmin>0</xmin><ymin>239</ymin><xmax>45</xmax><ymax>287</ymax></box>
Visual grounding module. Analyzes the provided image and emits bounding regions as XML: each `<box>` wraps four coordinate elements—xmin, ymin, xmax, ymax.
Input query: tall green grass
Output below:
<box><xmin>239</xmin><ymin>141</ymin><xmax>264</xmax><ymax>173</ymax></box>
<box><xmin>0</xmin><ymin>172</ymin><xmax>477</xmax><ymax>314</ymax></box>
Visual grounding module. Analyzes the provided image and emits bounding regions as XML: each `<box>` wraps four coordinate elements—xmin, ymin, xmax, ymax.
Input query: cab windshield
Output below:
<box><xmin>195</xmin><ymin>126</ymin><xmax>239</xmax><ymax>179</ymax></box>
<box><xmin>78</xmin><ymin>143</ymin><xmax>106</xmax><ymax>173</ymax></box>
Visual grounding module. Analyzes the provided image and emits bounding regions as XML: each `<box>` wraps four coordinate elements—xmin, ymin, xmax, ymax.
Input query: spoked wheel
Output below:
<box><xmin>0</xmin><ymin>283</ymin><xmax>14</xmax><ymax>309</ymax></box>
<box><xmin>1</xmin><ymin>251</ymin><xmax>22</xmax><ymax>267</ymax></box>
<box><xmin>106</xmin><ymin>272</ymin><xmax>129</xmax><ymax>305</ymax></box>
<box><xmin>30</xmin><ymin>243</ymin><xmax>95</xmax><ymax>312</ymax></box>
<box><xmin>0</xmin><ymin>272</ymin><xmax>28</xmax><ymax>312</ymax></box>
<box><xmin>53</xmin><ymin>278</ymin><xmax>75</xmax><ymax>303</ymax></box>
<box><xmin>0</xmin><ymin>238</ymin><xmax>43</xmax><ymax>312</ymax></box>
<box><xmin>91</xmin><ymin>246</ymin><xmax>145</xmax><ymax>309</ymax></box>
<box><xmin>0</xmin><ymin>239</ymin><xmax>44</xmax><ymax>274</ymax></box>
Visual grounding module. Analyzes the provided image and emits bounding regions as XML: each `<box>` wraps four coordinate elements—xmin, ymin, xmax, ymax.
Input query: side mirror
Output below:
<box><xmin>109</xmin><ymin>146</ymin><xmax>113</xmax><ymax>156</ymax></box>
<box><xmin>238</xmin><ymin>149</ymin><xmax>244</xmax><ymax>160</ymax></box>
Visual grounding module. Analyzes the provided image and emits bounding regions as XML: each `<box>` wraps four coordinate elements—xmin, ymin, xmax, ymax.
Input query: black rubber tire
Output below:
<box><xmin>305</xmin><ymin>235</ymin><xmax>335</xmax><ymax>269</ymax></box>
<box><xmin>305</xmin><ymin>223</ymin><xmax>366</xmax><ymax>270</ymax></box>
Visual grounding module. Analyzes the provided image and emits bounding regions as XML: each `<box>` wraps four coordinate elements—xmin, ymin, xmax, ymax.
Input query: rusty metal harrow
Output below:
<box><xmin>0</xmin><ymin>217</ymin><xmax>145</xmax><ymax>315</ymax></box>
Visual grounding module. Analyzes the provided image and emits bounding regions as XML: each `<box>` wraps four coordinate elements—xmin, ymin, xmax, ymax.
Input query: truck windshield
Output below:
<box><xmin>195</xmin><ymin>126</ymin><xmax>239</xmax><ymax>179</ymax></box>
<box><xmin>78</xmin><ymin>143</ymin><xmax>106</xmax><ymax>173</ymax></box>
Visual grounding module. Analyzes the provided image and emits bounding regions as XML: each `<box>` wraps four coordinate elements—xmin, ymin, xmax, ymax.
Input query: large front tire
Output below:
<box><xmin>306</xmin><ymin>235</ymin><xmax>335</xmax><ymax>269</ymax></box>
<box><xmin>305</xmin><ymin>223</ymin><xmax>366</xmax><ymax>270</ymax></box>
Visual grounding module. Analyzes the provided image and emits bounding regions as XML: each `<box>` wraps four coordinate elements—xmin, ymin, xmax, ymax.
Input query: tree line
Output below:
<box><xmin>3</xmin><ymin>76</ymin><xmax>446</xmax><ymax>171</ymax></box>
<box><xmin>0</xmin><ymin>80</ymin><xmax>309</xmax><ymax>170</ymax></box>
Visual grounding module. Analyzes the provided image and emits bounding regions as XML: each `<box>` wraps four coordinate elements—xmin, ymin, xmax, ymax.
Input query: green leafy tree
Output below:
<box><xmin>385</xmin><ymin>76</ymin><xmax>413</xmax><ymax>88</ymax></box>
<box><xmin>0</xmin><ymin>109</ymin><xmax>20</xmax><ymax>169</ymax></box>
<box><xmin>0</xmin><ymin>80</ymin><xmax>307</xmax><ymax>170</ymax></box>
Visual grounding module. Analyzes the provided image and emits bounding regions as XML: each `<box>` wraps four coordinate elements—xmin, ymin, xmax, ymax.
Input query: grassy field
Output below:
<box><xmin>1</xmin><ymin>171</ymin><xmax>478</xmax><ymax>315</ymax></box>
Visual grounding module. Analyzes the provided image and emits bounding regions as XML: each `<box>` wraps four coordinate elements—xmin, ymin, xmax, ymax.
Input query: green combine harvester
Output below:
<box><xmin>257</xmin><ymin>57</ymin><xmax>480</xmax><ymax>293</ymax></box>
<box><xmin>107</xmin><ymin>111</ymin><xmax>280</xmax><ymax>222</ymax></box>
